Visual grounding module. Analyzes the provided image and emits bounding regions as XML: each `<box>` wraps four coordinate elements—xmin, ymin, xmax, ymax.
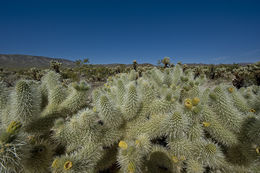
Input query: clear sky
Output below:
<box><xmin>0</xmin><ymin>0</ymin><xmax>259</xmax><ymax>64</ymax></box>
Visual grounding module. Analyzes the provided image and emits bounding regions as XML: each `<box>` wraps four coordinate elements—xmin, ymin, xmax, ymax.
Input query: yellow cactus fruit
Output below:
<box><xmin>192</xmin><ymin>97</ymin><xmax>200</xmax><ymax>106</ymax></box>
<box><xmin>128</xmin><ymin>162</ymin><xmax>135</xmax><ymax>173</ymax></box>
<box><xmin>170</xmin><ymin>84</ymin><xmax>176</xmax><ymax>89</ymax></box>
<box><xmin>119</xmin><ymin>141</ymin><xmax>128</xmax><ymax>149</ymax></box>
<box><xmin>93</xmin><ymin>106</ymin><xmax>97</xmax><ymax>112</ymax></box>
<box><xmin>250</xmin><ymin>109</ymin><xmax>256</xmax><ymax>113</ymax></box>
<box><xmin>206</xmin><ymin>144</ymin><xmax>217</xmax><ymax>154</ymax></box>
<box><xmin>185</xmin><ymin>98</ymin><xmax>192</xmax><ymax>102</ymax></box>
<box><xmin>27</xmin><ymin>135</ymin><xmax>37</xmax><ymax>144</ymax></box>
<box><xmin>27</xmin><ymin>135</ymin><xmax>34</xmax><ymax>140</ymax></box>
<box><xmin>0</xmin><ymin>148</ymin><xmax>4</xmax><ymax>153</ymax></box>
<box><xmin>202</xmin><ymin>122</ymin><xmax>211</xmax><ymax>127</ymax></box>
<box><xmin>180</xmin><ymin>155</ymin><xmax>186</xmax><ymax>161</ymax></box>
<box><xmin>185</xmin><ymin>99</ymin><xmax>193</xmax><ymax>110</ymax></box>
<box><xmin>64</xmin><ymin>161</ymin><xmax>73</xmax><ymax>170</ymax></box>
<box><xmin>135</xmin><ymin>140</ymin><xmax>140</xmax><ymax>146</ymax></box>
<box><xmin>104</xmin><ymin>83</ymin><xmax>110</xmax><ymax>89</ymax></box>
<box><xmin>52</xmin><ymin>159</ymin><xmax>58</xmax><ymax>168</ymax></box>
<box><xmin>172</xmin><ymin>156</ymin><xmax>179</xmax><ymax>163</ymax></box>
<box><xmin>5</xmin><ymin>144</ymin><xmax>10</xmax><ymax>147</ymax></box>
<box><xmin>228</xmin><ymin>87</ymin><xmax>234</xmax><ymax>93</ymax></box>
<box><xmin>6</xmin><ymin>121</ymin><xmax>22</xmax><ymax>134</ymax></box>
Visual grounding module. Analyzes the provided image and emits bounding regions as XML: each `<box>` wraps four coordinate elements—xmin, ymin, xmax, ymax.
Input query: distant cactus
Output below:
<box><xmin>133</xmin><ymin>60</ymin><xmax>138</xmax><ymax>71</ymax></box>
<box><xmin>30</xmin><ymin>67</ymin><xmax>42</xmax><ymax>81</ymax></box>
<box><xmin>162</xmin><ymin>57</ymin><xmax>171</xmax><ymax>68</ymax></box>
<box><xmin>50</xmin><ymin>60</ymin><xmax>62</xmax><ymax>73</ymax></box>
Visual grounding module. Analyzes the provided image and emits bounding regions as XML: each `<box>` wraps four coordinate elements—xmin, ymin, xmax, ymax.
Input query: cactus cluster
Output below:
<box><xmin>0</xmin><ymin>71</ymin><xmax>91</xmax><ymax>173</ymax></box>
<box><xmin>186</xmin><ymin>62</ymin><xmax>260</xmax><ymax>87</ymax></box>
<box><xmin>53</xmin><ymin>65</ymin><xmax>260</xmax><ymax>172</ymax></box>
<box><xmin>0</xmin><ymin>64</ymin><xmax>260</xmax><ymax>172</ymax></box>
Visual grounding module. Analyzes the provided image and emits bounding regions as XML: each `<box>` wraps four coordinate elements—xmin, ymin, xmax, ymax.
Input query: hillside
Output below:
<box><xmin>0</xmin><ymin>54</ymin><xmax>75</xmax><ymax>69</ymax></box>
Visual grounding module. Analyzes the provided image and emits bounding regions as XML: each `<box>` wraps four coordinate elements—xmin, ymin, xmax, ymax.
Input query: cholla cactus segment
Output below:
<box><xmin>41</xmin><ymin>70</ymin><xmax>62</xmax><ymax>89</ymax></box>
<box><xmin>98</xmin><ymin>94</ymin><xmax>123</xmax><ymax>128</ymax></box>
<box><xmin>210</xmin><ymin>86</ymin><xmax>242</xmax><ymax>132</ymax></box>
<box><xmin>134</xmin><ymin>134</ymin><xmax>152</xmax><ymax>155</ymax></box>
<box><xmin>229</xmin><ymin>88</ymin><xmax>250</xmax><ymax>113</ymax></box>
<box><xmin>53</xmin><ymin>108</ymin><xmax>103</xmax><ymax>147</ymax></box>
<box><xmin>129</xmin><ymin>70</ymin><xmax>138</xmax><ymax>81</ymax></box>
<box><xmin>250</xmin><ymin>92</ymin><xmax>260</xmax><ymax>112</ymax></box>
<box><xmin>187</xmin><ymin>122</ymin><xmax>204</xmax><ymax>141</ymax></box>
<box><xmin>247</xmin><ymin>119</ymin><xmax>260</xmax><ymax>145</ymax></box>
<box><xmin>200</xmin><ymin>88</ymin><xmax>210</xmax><ymax>105</ymax></box>
<box><xmin>172</xmin><ymin>63</ymin><xmax>182</xmax><ymax>84</ymax></box>
<box><xmin>186</xmin><ymin>159</ymin><xmax>204</xmax><ymax>173</ymax></box>
<box><xmin>117</xmin><ymin>141</ymin><xmax>144</xmax><ymax>173</ymax></box>
<box><xmin>150</xmin><ymin>68</ymin><xmax>163</xmax><ymax>86</ymax></box>
<box><xmin>117</xmin><ymin>79</ymin><xmax>126</xmax><ymax>103</ymax></box>
<box><xmin>0</xmin><ymin>80</ymin><xmax>8</xmax><ymax>110</ymax></box>
<box><xmin>101</xmin><ymin>127</ymin><xmax>123</xmax><ymax>147</ymax></box>
<box><xmin>141</xmin><ymin>81</ymin><xmax>156</xmax><ymax>111</ymax></box>
<box><xmin>72</xmin><ymin>81</ymin><xmax>90</xmax><ymax>91</ymax></box>
<box><xmin>11</xmin><ymin>80</ymin><xmax>41</xmax><ymax>125</ymax></box>
<box><xmin>92</xmin><ymin>89</ymin><xmax>101</xmax><ymax>106</ymax></box>
<box><xmin>150</xmin><ymin>98</ymin><xmax>174</xmax><ymax>115</ymax></box>
<box><xmin>129</xmin><ymin>114</ymin><xmax>166</xmax><ymax>140</ymax></box>
<box><xmin>42</xmin><ymin>84</ymin><xmax>66</xmax><ymax>116</ymax></box>
<box><xmin>164</xmin><ymin>111</ymin><xmax>187</xmax><ymax>140</ymax></box>
<box><xmin>194</xmin><ymin>140</ymin><xmax>225</xmax><ymax>168</ymax></box>
<box><xmin>51</xmin><ymin>82</ymin><xmax>89</xmax><ymax>118</ymax></box>
<box><xmin>168</xmin><ymin>138</ymin><xmax>193</xmax><ymax>159</ymax></box>
<box><xmin>201</xmin><ymin>106</ymin><xmax>238</xmax><ymax>146</ymax></box>
<box><xmin>48</xmin><ymin>85</ymin><xmax>66</xmax><ymax>106</ymax></box>
<box><xmin>127</xmin><ymin>161</ymin><xmax>136</xmax><ymax>173</ymax></box>
<box><xmin>123</xmin><ymin>83</ymin><xmax>139</xmax><ymax>120</ymax></box>
<box><xmin>163</xmin><ymin>68</ymin><xmax>172</xmax><ymax>87</ymax></box>
<box><xmin>189</xmin><ymin>85</ymin><xmax>200</xmax><ymax>98</ymax></box>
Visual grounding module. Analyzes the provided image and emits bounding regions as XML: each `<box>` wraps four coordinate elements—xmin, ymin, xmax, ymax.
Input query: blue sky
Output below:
<box><xmin>0</xmin><ymin>0</ymin><xmax>259</xmax><ymax>64</ymax></box>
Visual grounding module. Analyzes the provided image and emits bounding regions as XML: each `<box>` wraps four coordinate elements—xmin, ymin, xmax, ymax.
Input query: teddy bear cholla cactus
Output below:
<box><xmin>1</xmin><ymin>65</ymin><xmax>260</xmax><ymax>172</ymax></box>
<box><xmin>50</xmin><ymin>65</ymin><xmax>260</xmax><ymax>173</ymax></box>
<box><xmin>0</xmin><ymin>71</ymin><xmax>91</xmax><ymax>173</ymax></box>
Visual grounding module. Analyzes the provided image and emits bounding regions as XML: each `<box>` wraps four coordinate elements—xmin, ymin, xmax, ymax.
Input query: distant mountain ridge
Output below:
<box><xmin>0</xmin><ymin>54</ymin><xmax>155</xmax><ymax>69</ymax></box>
<box><xmin>0</xmin><ymin>54</ymin><xmax>254</xmax><ymax>69</ymax></box>
<box><xmin>0</xmin><ymin>54</ymin><xmax>75</xmax><ymax>69</ymax></box>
